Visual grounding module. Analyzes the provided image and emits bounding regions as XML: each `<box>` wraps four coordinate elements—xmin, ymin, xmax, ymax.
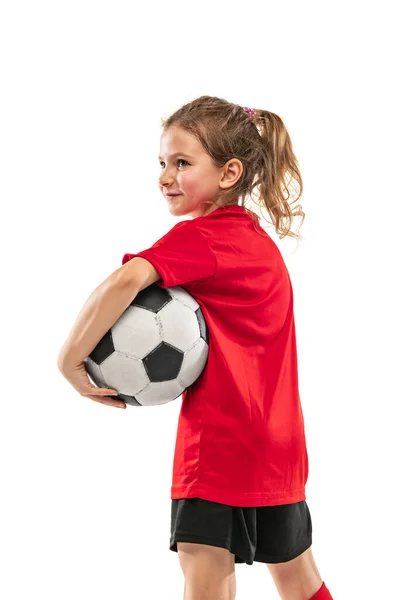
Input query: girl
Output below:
<box><xmin>58</xmin><ymin>95</ymin><xmax>334</xmax><ymax>600</ymax></box>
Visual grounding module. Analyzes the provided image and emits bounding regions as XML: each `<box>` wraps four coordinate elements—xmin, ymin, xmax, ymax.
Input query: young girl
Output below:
<box><xmin>58</xmin><ymin>95</ymin><xmax>334</xmax><ymax>600</ymax></box>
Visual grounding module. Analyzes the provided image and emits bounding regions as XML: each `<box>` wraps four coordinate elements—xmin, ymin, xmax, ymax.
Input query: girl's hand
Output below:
<box><xmin>59</xmin><ymin>361</ymin><xmax>126</xmax><ymax>409</ymax></box>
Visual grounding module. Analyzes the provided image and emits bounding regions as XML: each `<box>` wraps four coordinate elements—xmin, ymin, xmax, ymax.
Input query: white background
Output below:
<box><xmin>1</xmin><ymin>1</ymin><xmax>399</xmax><ymax>598</ymax></box>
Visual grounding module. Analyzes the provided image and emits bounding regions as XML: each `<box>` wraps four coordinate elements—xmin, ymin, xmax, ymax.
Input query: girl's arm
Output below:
<box><xmin>57</xmin><ymin>257</ymin><xmax>160</xmax><ymax>372</ymax></box>
<box><xmin>57</xmin><ymin>271</ymin><xmax>139</xmax><ymax>372</ymax></box>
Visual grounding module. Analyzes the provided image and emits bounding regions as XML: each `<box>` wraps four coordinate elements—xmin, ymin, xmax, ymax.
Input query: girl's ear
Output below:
<box><xmin>221</xmin><ymin>158</ymin><xmax>243</xmax><ymax>188</ymax></box>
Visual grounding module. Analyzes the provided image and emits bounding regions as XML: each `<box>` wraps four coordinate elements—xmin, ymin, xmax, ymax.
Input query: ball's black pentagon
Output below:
<box><xmin>143</xmin><ymin>342</ymin><xmax>184</xmax><ymax>382</ymax></box>
<box><xmin>88</xmin><ymin>329</ymin><xmax>114</xmax><ymax>364</ymax></box>
<box><xmin>131</xmin><ymin>283</ymin><xmax>173</xmax><ymax>313</ymax></box>
<box><xmin>195</xmin><ymin>307</ymin><xmax>209</xmax><ymax>344</ymax></box>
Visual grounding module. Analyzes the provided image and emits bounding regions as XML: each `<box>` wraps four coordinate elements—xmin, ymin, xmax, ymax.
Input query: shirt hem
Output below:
<box><xmin>171</xmin><ymin>483</ymin><xmax>306</xmax><ymax>507</ymax></box>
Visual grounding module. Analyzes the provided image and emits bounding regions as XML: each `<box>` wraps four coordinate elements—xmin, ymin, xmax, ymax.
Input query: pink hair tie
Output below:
<box><xmin>243</xmin><ymin>106</ymin><xmax>256</xmax><ymax>120</ymax></box>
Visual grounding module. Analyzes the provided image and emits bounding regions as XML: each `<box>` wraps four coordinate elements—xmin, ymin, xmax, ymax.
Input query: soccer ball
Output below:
<box><xmin>83</xmin><ymin>283</ymin><xmax>209</xmax><ymax>407</ymax></box>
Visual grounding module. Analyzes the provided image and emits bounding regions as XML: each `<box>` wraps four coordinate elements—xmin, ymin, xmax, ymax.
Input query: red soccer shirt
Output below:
<box><xmin>122</xmin><ymin>204</ymin><xmax>309</xmax><ymax>507</ymax></box>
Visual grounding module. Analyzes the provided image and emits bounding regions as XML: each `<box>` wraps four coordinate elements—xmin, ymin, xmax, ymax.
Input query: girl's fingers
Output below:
<box><xmin>87</xmin><ymin>395</ymin><xmax>126</xmax><ymax>408</ymax></box>
<box><xmin>85</xmin><ymin>388</ymin><xmax>118</xmax><ymax>396</ymax></box>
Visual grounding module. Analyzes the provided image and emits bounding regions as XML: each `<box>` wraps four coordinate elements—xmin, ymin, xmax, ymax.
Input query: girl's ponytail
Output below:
<box><xmin>252</xmin><ymin>109</ymin><xmax>305</xmax><ymax>244</ymax></box>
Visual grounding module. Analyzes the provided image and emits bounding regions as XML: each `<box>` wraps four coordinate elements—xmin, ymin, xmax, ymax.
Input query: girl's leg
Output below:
<box><xmin>266</xmin><ymin>546</ymin><xmax>324</xmax><ymax>600</ymax></box>
<box><xmin>177</xmin><ymin>542</ymin><xmax>236</xmax><ymax>600</ymax></box>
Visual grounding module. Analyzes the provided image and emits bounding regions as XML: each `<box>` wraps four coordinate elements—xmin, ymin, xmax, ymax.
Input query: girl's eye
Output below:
<box><xmin>159</xmin><ymin>158</ymin><xmax>189</xmax><ymax>168</ymax></box>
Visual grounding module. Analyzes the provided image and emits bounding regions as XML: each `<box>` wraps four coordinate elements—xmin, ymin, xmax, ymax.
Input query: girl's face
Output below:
<box><xmin>158</xmin><ymin>126</ymin><xmax>242</xmax><ymax>218</ymax></box>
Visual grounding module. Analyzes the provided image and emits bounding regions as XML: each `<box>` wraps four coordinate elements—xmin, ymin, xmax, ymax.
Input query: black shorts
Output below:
<box><xmin>170</xmin><ymin>497</ymin><xmax>312</xmax><ymax>565</ymax></box>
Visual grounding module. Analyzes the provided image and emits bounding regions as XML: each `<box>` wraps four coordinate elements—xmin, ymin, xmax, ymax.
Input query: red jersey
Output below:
<box><xmin>122</xmin><ymin>204</ymin><xmax>309</xmax><ymax>507</ymax></box>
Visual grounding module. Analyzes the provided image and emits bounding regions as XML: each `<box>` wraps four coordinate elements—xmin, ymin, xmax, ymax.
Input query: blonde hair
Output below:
<box><xmin>161</xmin><ymin>95</ymin><xmax>305</xmax><ymax>245</ymax></box>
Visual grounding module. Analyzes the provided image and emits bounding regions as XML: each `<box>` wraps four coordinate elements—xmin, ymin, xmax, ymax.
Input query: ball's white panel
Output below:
<box><xmin>84</xmin><ymin>357</ymin><xmax>107</xmax><ymax>387</ymax></box>
<box><xmin>158</xmin><ymin>301</ymin><xmax>200</xmax><ymax>351</ymax></box>
<box><xmin>167</xmin><ymin>286</ymin><xmax>200</xmax><ymax>311</ymax></box>
<box><xmin>136</xmin><ymin>377</ymin><xmax>186</xmax><ymax>406</ymax></box>
<box><xmin>178</xmin><ymin>338</ymin><xmax>209</xmax><ymax>388</ymax></box>
<box><xmin>112</xmin><ymin>305</ymin><xmax>161</xmax><ymax>358</ymax></box>
<box><xmin>100</xmin><ymin>352</ymin><xmax>149</xmax><ymax>396</ymax></box>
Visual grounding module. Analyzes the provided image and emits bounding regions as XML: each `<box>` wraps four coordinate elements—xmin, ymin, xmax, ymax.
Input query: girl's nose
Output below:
<box><xmin>159</xmin><ymin>173</ymin><xmax>174</xmax><ymax>186</ymax></box>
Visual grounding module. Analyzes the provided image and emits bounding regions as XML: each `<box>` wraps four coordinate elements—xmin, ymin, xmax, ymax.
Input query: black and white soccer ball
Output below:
<box><xmin>83</xmin><ymin>283</ymin><xmax>209</xmax><ymax>407</ymax></box>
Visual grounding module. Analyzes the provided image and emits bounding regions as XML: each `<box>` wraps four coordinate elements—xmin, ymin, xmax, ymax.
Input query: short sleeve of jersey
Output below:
<box><xmin>121</xmin><ymin>220</ymin><xmax>217</xmax><ymax>288</ymax></box>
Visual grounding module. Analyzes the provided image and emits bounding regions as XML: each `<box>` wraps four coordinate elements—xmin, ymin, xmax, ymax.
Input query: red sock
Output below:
<box><xmin>309</xmin><ymin>581</ymin><xmax>333</xmax><ymax>599</ymax></box>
